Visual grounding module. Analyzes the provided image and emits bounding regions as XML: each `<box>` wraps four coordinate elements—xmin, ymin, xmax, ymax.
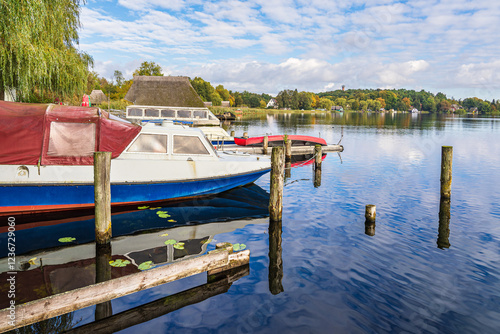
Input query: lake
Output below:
<box><xmin>2</xmin><ymin>112</ymin><xmax>500</xmax><ymax>333</ymax></box>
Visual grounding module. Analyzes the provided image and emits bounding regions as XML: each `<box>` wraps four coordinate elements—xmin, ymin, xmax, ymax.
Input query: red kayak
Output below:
<box><xmin>234</xmin><ymin>135</ymin><xmax>327</xmax><ymax>147</ymax></box>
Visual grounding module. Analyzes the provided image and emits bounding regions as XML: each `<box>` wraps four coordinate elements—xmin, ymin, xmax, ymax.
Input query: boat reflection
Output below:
<box><xmin>0</xmin><ymin>184</ymin><xmax>269</xmax><ymax>308</ymax></box>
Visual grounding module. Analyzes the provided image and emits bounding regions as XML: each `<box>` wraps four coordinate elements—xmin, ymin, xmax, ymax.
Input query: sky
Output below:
<box><xmin>79</xmin><ymin>0</ymin><xmax>500</xmax><ymax>101</ymax></box>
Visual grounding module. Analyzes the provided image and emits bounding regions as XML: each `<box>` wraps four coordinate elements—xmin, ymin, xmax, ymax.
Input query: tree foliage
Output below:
<box><xmin>133</xmin><ymin>61</ymin><xmax>163</xmax><ymax>76</ymax></box>
<box><xmin>0</xmin><ymin>0</ymin><xmax>92</xmax><ymax>102</ymax></box>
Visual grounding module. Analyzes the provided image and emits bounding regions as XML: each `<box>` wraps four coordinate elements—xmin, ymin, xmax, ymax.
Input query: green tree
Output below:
<box><xmin>133</xmin><ymin>61</ymin><xmax>163</xmax><ymax>76</ymax></box>
<box><xmin>318</xmin><ymin>97</ymin><xmax>333</xmax><ymax>110</ymax></box>
<box><xmin>190</xmin><ymin>77</ymin><xmax>214</xmax><ymax>101</ymax></box>
<box><xmin>0</xmin><ymin>0</ymin><xmax>93</xmax><ymax>102</ymax></box>
<box><xmin>113</xmin><ymin>70</ymin><xmax>124</xmax><ymax>86</ymax></box>
<box><xmin>215</xmin><ymin>84</ymin><xmax>231</xmax><ymax>101</ymax></box>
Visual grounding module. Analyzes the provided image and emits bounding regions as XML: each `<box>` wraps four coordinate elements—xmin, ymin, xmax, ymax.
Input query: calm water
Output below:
<box><xmin>3</xmin><ymin>113</ymin><xmax>500</xmax><ymax>333</ymax></box>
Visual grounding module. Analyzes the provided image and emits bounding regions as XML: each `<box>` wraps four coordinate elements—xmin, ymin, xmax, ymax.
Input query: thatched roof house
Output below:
<box><xmin>124</xmin><ymin>76</ymin><xmax>205</xmax><ymax>107</ymax></box>
<box><xmin>89</xmin><ymin>90</ymin><xmax>107</xmax><ymax>105</ymax></box>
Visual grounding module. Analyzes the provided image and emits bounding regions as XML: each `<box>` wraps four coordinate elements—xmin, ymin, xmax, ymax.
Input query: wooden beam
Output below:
<box><xmin>0</xmin><ymin>248</ymin><xmax>245</xmax><ymax>332</ymax></box>
<box><xmin>220</xmin><ymin>144</ymin><xmax>343</xmax><ymax>155</ymax></box>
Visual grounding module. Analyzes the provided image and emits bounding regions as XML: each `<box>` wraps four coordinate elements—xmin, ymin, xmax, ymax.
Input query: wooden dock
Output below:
<box><xmin>219</xmin><ymin>144</ymin><xmax>343</xmax><ymax>155</ymax></box>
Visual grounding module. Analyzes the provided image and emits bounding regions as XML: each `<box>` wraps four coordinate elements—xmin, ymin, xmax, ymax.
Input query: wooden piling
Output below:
<box><xmin>94</xmin><ymin>152</ymin><xmax>112</xmax><ymax>244</ymax></box>
<box><xmin>269</xmin><ymin>146</ymin><xmax>285</xmax><ymax>222</ymax></box>
<box><xmin>0</xmin><ymin>245</ymin><xmax>248</xmax><ymax>331</ymax></box>
<box><xmin>285</xmin><ymin>139</ymin><xmax>292</xmax><ymax>162</ymax></box>
<box><xmin>440</xmin><ymin>146</ymin><xmax>453</xmax><ymax>200</ymax></box>
<box><xmin>314</xmin><ymin>145</ymin><xmax>322</xmax><ymax>170</ymax></box>
<box><xmin>365</xmin><ymin>204</ymin><xmax>376</xmax><ymax>224</ymax></box>
<box><xmin>263</xmin><ymin>135</ymin><xmax>269</xmax><ymax>155</ymax></box>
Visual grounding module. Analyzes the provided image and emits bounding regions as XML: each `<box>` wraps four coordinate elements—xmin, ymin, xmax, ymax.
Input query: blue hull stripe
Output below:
<box><xmin>1</xmin><ymin>169</ymin><xmax>269</xmax><ymax>208</ymax></box>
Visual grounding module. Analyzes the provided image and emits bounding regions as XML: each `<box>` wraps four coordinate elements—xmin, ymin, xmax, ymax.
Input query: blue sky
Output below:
<box><xmin>80</xmin><ymin>0</ymin><xmax>500</xmax><ymax>100</ymax></box>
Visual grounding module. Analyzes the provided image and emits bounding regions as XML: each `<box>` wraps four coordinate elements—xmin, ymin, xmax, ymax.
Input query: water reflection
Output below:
<box><xmin>95</xmin><ymin>243</ymin><xmax>112</xmax><ymax>321</ymax></box>
<box><xmin>437</xmin><ymin>197</ymin><xmax>451</xmax><ymax>249</ymax></box>
<box><xmin>67</xmin><ymin>265</ymin><xmax>249</xmax><ymax>333</ymax></box>
<box><xmin>268</xmin><ymin>219</ymin><xmax>284</xmax><ymax>295</ymax></box>
<box><xmin>0</xmin><ymin>185</ymin><xmax>270</xmax><ymax>309</ymax></box>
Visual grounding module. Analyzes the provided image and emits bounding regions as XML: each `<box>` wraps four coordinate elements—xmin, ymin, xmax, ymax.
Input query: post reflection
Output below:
<box><xmin>95</xmin><ymin>243</ymin><xmax>113</xmax><ymax>320</ymax></box>
<box><xmin>285</xmin><ymin>161</ymin><xmax>291</xmax><ymax>180</ymax></box>
<box><xmin>437</xmin><ymin>197</ymin><xmax>451</xmax><ymax>249</ymax></box>
<box><xmin>364</xmin><ymin>221</ymin><xmax>375</xmax><ymax>236</ymax></box>
<box><xmin>268</xmin><ymin>219</ymin><xmax>284</xmax><ymax>294</ymax></box>
<box><xmin>314</xmin><ymin>168</ymin><xmax>321</xmax><ymax>188</ymax></box>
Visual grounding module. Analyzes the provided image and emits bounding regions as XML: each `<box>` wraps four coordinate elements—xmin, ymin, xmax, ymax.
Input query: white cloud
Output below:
<box><xmin>79</xmin><ymin>0</ymin><xmax>500</xmax><ymax>100</ymax></box>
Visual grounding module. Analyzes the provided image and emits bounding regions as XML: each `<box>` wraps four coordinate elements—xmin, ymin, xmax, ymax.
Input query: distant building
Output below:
<box><xmin>0</xmin><ymin>88</ymin><xmax>16</xmax><ymax>102</ymax></box>
<box><xmin>331</xmin><ymin>106</ymin><xmax>343</xmax><ymax>111</ymax></box>
<box><xmin>203</xmin><ymin>102</ymin><xmax>213</xmax><ymax>107</ymax></box>
<box><xmin>124</xmin><ymin>76</ymin><xmax>206</xmax><ymax>107</ymax></box>
<box><xmin>221</xmin><ymin>101</ymin><xmax>230</xmax><ymax>107</ymax></box>
<box><xmin>266</xmin><ymin>98</ymin><xmax>278</xmax><ymax>108</ymax></box>
<box><xmin>89</xmin><ymin>90</ymin><xmax>108</xmax><ymax>106</ymax></box>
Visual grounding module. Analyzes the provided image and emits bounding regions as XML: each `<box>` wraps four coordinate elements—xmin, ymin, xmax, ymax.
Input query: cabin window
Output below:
<box><xmin>144</xmin><ymin>108</ymin><xmax>159</xmax><ymax>117</ymax></box>
<box><xmin>177</xmin><ymin>110</ymin><xmax>191</xmax><ymax>118</ymax></box>
<box><xmin>127</xmin><ymin>134</ymin><xmax>168</xmax><ymax>153</ymax></box>
<box><xmin>128</xmin><ymin>108</ymin><xmax>143</xmax><ymax>117</ymax></box>
<box><xmin>173</xmin><ymin>135</ymin><xmax>209</xmax><ymax>155</ymax></box>
<box><xmin>47</xmin><ymin>122</ymin><xmax>96</xmax><ymax>156</ymax></box>
<box><xmin>193</xmin><ymin>110</ymin><xmax>207</xmax><ymax>118</ymax></box>
<box><xmin>161</xmin><ymin>109</ymin><xmax>175</xmax><ymax>118</ymax></box>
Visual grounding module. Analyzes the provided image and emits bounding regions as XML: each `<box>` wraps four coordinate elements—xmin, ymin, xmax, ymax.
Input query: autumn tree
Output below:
<box><xmin>0</xmin><ymin>0</ymin><xmax>93</xmax><ymax>102</ymax></box>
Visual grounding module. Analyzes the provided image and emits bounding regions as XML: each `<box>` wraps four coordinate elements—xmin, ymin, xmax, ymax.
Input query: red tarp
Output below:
<box><xmin>0</xmin><ymin>101</ymin><xmax>141</xmax><ymax>165</ymax></box>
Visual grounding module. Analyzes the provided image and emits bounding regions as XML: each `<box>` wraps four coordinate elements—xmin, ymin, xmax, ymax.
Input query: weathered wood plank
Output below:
<box><xmin>220</xmin><ymin>144</ymin><xmax>343</xmax><ymax>155</ymax></box>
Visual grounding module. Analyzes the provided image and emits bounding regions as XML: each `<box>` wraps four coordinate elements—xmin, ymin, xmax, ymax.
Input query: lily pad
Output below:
<box><xmin>173</xmin><ymin>242</ymin><xmax>185</xmax><ymax>250</ymax></box>
<box><xmin>168</xmin><ymin>219</ymin><xmax>176</xmax><ymax>222</ymax></box>
<box><xmin>138</xmin><ymin>261</ymin><xmax>154</xmax><ymax>271</ymax></box>
<box><xmin>164</xmin><ymin>239</ymin><xmax>177</xmax><ymax>245</ymax></box>
<box><xmin>109</xmin><ymin>259</ymin><xmax>131</xmax><ymax>267</ymax></box>
<box><xmin>159</xmin><ymin>233</ymin><xmax>169</xmax><ymax>237</ymax></box>
<box><xmin>233</xmin><ymin>243</ymin><xmax>247</xmax><ymax>251</ymax></box>
<box><xmin>58</xmin><ymin>237</ymin><xmax>76</xmax><ymax>243</ymax></box>
<box><xmin>138</xmin><ymin>205</ymin><xmax>150</xmax><ymax>210</ymax></box>
<box><xmin>149</xmin><ymin>207</ymin><xmax>161</xmax><ymax>210</ymax></box>
<box><xmin>156</xmin><ymin>211</ymin><xmax>172</xmax><ymax>218</ymax></box>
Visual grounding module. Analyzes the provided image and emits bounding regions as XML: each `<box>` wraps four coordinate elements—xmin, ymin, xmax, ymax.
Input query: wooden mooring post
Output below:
<box><xmin>285</xmin><ymin>139</ymin><xmax>292</xmax><ymax>162</ymax></box>
<box><xmin>314</xmin><ymin>145</ymin><xmax>322</xmax><ymax>170</ymax></box>
<box><xmin>94</xmin><ymin>152</ymin><xmax>112</xmax><ymax>244</ymax></box>
<box><xmin>365</xmin><ymin>205</ymin><xmax>376</xmax><ymax>224</ymax></box>
<box><xmin>440</xmin><ymin>146</ymin><xmax>453</xmax><ymax>200</ymax></box>
<box><xmin>269</xmin><ymin>146</ymin><xmax>285</xmax><ymax>222</ymax></box>
<box><xmin>263</xmin><ymin>135</ymin><xmax>269</xmax><ymax>155</ymax></box>
<box><xmin>0</xmin><ymin>244</ymin><xmax>249</xmax><ymax>332</ymax></box>
<box><xmin>365</xmin><ymin>204</ymin><xmax>376</xmax><ymax>236</ymax></box>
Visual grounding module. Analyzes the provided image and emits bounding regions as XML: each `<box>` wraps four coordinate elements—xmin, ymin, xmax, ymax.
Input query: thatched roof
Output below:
<box><xmin>124</xmin><ymin>76</ymin><xmax>205</xmax><ymax>107</ymax></box>
<box><xmin>89</xmin><ymin>90</ymin><xmax>107</xmax><ymax>105</ymax></box>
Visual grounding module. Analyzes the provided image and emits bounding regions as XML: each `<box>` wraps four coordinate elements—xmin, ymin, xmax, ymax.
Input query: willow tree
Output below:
<box><xmin>0</xmin><ymin>0</ymin><xmax>92</xmax><ymax>102</ymax></box>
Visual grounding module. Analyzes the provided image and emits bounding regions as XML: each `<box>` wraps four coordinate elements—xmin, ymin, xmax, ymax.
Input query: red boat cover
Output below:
<box><xmin>0</xmin><ymin>101</ymin><xmax>141</xmax><ymax>165</ymax></box>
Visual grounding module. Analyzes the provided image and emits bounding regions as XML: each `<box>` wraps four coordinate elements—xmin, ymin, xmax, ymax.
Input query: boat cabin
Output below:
<box><xmin>126</xmin><ymin>105</ymin><xmax>220</xmax><ymax>126</ymax></box>
<box><xmin>120</xmin><ymin>122</ymin><xmax>218</xmax><ymax>161</ymax></box>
